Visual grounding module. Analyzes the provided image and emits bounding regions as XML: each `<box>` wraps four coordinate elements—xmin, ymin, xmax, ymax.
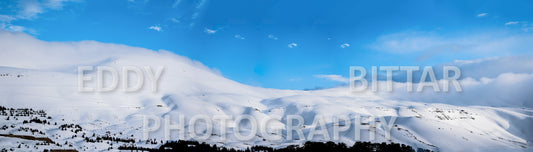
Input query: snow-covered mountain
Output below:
<box><xmin>0</xmin><ymin>31</ymin><xmax>532</xmax><ymax>151</ymax></box>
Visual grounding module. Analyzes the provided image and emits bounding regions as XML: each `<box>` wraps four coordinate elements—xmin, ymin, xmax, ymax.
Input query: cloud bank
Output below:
<box><xmin>1</xmin><ymin>30</ymin><xmax>531</xmax><ymax>108</ymax></box>
<box><xmin>364</xmin><ymin>56</ymin><xmax>533</xmax><ymax>108</ymax></box>
<box><xmin>0</xmin><ymin>30</ymin><xmax>216</xmax><ymax>74</ymax></box>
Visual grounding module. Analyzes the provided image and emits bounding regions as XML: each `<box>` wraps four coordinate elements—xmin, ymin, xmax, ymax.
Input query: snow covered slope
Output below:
<box><xmin>0</xmin><ymin>31</ymin><xmax>532</xmax><ymax>151</ymax></box>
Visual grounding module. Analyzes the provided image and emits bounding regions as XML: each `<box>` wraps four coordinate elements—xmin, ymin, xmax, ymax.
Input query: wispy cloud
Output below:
<box><xmin>16</xmin><ymin>0</ymin><xmax>75</xmax><ymax>20</ymax></box>
<box><xmin>0</xmin><ymin>0</ymin><xmax>79</xmax><ymax>33</ymax></box>
<box><xmin>314</xmin><ymin>74</ymin><xmax>348</xmax><ymax>83</ymax></box>
<box><xmin>477</xmin><ymin>13</ymin><xmax>488</xmax><ymax>17</ymax></box>
<box><xmin>288</xmin><ymin>43</ymin><xmax>298</xmax><ymax>48</ymax></box>
<box><xmin>170</xmin><ymin>0</ymin><xmax>208</xmax><ymax>27</ymax></box>
<box><xmin>5</xmin><ymin>24</ymin><xmax>26</xmax><ymax>32</ymax></box>
<box><xmin>370</xmin><ymin>31</ymin><xmax>444</xmax><ymax>53</ymax></box>
<box><xmin>370</xmin><ymin>31</ymin><xmax>533</xmax><ymax>60</ymax></box>
<box><xmin>172</xmin><ymin>0</ymin><xmax>182</xmax><ymax>8</ymax></box>
<box><xmin>191</xmin><ymin>0</ymin><xmax>207</xmax><ymax>20</ymax></box>
<box><xmin>234</xmin><ymin>34</ymin><xmax>245</xmax><ymax>40</ymax></box>
<box><xmin>148</xmin><ymin>25</ymin><xmax>162</xmax><ymax>31</ymax></box>
<box><xmin>0</xmin><ymin>23</ymin><xmax>21</xmax><ymax>32</ymax></box>
<box><xmin>288</xmin><ymin>78</ymin><xmax>301</xmax><ymax>82</ymax></box>
<box><xmin>522</xmin><ymin>23</ymin><xmax>533</xmax><ymax>32</ymax></box>
<box><xmin>170</xmin><ymin>18</ymin><xmax>180</xmax><ymax>23</ymax></box>
<box><xmin>505</xmin><ymin>21</ymin><xmax>519</xmax><ymax>25</ymax></box>
<box><xmin>0</xmin><ymin>22</ymin><xmax>35</xmax><ymax>34</ymax></box>
<box><xmin>340</xmin><ymin>43</ymin><xmax>350</xmax><ymax>48</ymax></box>
<box><xmin>204</xmin><ymin>28</ymin><xmax>217</xmax><ymax>34</ymax></box>
<box><xmin>268</xmin><ymin>34</ymin><xmax>278</xmax><ymax>40</ymax></box>
<box><xmin>0</xmin><ymin>15</ymin><xmax>16</xmax><ymax>22</ymax></box>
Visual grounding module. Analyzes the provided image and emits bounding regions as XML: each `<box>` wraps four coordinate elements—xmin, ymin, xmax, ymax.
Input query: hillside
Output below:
<box><xmin>0</xmin><ymin>31</ymin><xmax>532</xmax><ymax>151</ymax></box>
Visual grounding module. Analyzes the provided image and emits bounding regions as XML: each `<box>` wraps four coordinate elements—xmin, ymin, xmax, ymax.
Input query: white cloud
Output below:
<box><xmin>314</xmin><ymin>74</ymin><xmax>349</xmax><ymax>83</ymax></box>
<box><xmin>16</xmin><ymin>0</ymin><xmax>75</xmax><ymax>20</ymax></box>
<box><xmin>1</xmin><ymin>23</ymin><xmax>23</xmax><ymax>32</ymax></box>
<box><xmin>172</xmin><ymin>0</ymin><xmax>182</xmax><ymax>8</ymax></box>
<box><xmin>476</xmin><ymin>13</ymin><xmax>487</xmax><ymax>17</ymax></box>
<box><xmin>288</xmin><ymin>78</ymin><xmax>301</xmax><ymax>82</ymax></box>
<box><xmin>505</xmin><ymin>21</ymin><xmax>519</xmax><ymax>25</ymax></box>
<box><xmin>45</xmin><ymin>0</ymin><xmax>71</xmax><ymax>10</ymax></box>
<box><xmin>170</xmin><ymin>18</ymin><xmax>180</xmax><ymax>23</ymax></box>
<box><xmin>0</xmin><ymin>31</ymin><xmax>217</xmax><ymax>73</ymax></box>
<box><xmin>379</xmin><ymin>72</ymin><xmax>533</xmax><ymax>108</ymax></box>
<box><xmin>369</xmin><ymin>31</ymin><xmax>533</xmax><ymax>60</ymax></box>
<box><xmin>6</xmin><ymin>25</ymin><xmax>26</xmax><ymax>32</ymax></box>
<box><xmin>1</xmin><ymin>29</ymin><xmax>532</xmax><ymax>111</ymax></box>
<box><xmin>288</xmin><ymin>42</ymin><xmax>298</xmax><ymax>48</ymax></box>
<box><xmin>148</xmin><ymin>25</ymin><xmax>162</xmax><ymax>31</ymax></box>
<box><xmin>522</xmin><ymin>23</ymin><xmax>533</xmax><ymax>32</ymax></box>
<box><xmin>195</xmin><ymin>0</ymin><xmax>207</xmax><ymax>9</ymax></box>
<box><xmin>0</xmin><ymin>23</ymin><xmax>35</xmax><ymax>34</ymax></box>
<box><xmin>204</xmin><ymin>28</ymin><xmax>217</xmax><ymax>34</ymax></box>
<box><xmin>268</xmin><ymin>34</ymin><xmax>278</xmax><ymax>40</ymax></box>
<box><xmin>446</xmin><ymin>56</ymin><xmax>533</xmax><ymax>79</ymax></box>
<box><xmin>344</xmin><ymin>55</ymin><xmax>533</xmax><ymax>108</ymax></box>
<box><xmin>17</xmin><ymin>0</ymin><xmax>44</xmax><ymax>19</ymax></box>
<box><xmin>0</xmin><ymin>0</ymin><xmax>78</xmax><ymax>33</ymax></box>
<box><xmin>340</xmin><ymin>43</ymin><xmax>350</xmax><ymax>48</ymax></box>
<box><xmin>234</xmin><ymin>34</ymin><xmax>245</xmax><ymax>40</ymax></box>
<box><xmin>0</xmin><ymin>15</ymin><xmax>16</xmax><ymax>22</ymax></box>
<box><xmin>191</xmin><ymin>0</ymin><xmax>207</xmax><ymax>19</ymax></box>
<box><xmin>370</xmin><ymin>31</ymin><xmax>447</xmax><ymax>53</ymax></box>
<box><xmin>170</xmin><ymin>0</ymin><xmax>207</xmax><ymax>27</ymax></box>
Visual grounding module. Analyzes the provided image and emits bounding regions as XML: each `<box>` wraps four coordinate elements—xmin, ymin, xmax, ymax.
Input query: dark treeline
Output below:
<box><xmin>0</xmin><ymin>105</ymin><xmax>48</xmax><ymax>117</ymax></box>
<box><xmin>1</xmin><ymin>106</ymin><xmax>433</xmax><ymax>152</ymax></box>
<box><xmin>119</xmin><ymin>140</ymin><xmax>432</xmax><ymax>152</ymax></box>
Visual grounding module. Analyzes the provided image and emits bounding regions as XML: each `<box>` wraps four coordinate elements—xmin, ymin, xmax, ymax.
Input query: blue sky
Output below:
<box><xmin>1</xmin><ymin>0</ymin><xmax>532</xmax><ymax>90</ymax></box>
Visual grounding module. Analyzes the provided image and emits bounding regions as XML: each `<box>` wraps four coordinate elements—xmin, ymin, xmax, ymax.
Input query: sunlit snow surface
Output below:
<box><xmin>0</xmin><ymin>31</ymin><xmax>532</xmax><ymax>151</ymax></box>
